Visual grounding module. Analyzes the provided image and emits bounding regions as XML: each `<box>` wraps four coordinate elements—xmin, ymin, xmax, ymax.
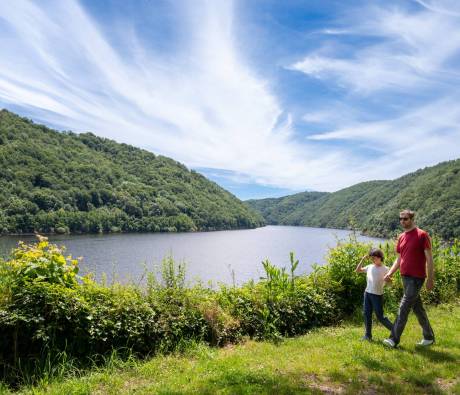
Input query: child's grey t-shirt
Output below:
<box><xmin>363</xmin><ymin>264</ymin><xmax>389</xmax><ymax>295</ymax></box>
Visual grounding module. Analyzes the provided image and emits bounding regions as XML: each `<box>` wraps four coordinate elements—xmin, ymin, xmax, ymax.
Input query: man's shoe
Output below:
<box><xmin>416</xmin><ymin>339</ymin><xmax>434</xmax><ymax>346</ymax></box>
<box><xmin>383</xmin><ymin>338</ymin><xmax>396</xmax><ymax>348</ymax></box>
<box><xmin>360</xmin><ymin>336</ymin><xmax>372</xmax><ymax>342</ymax></box>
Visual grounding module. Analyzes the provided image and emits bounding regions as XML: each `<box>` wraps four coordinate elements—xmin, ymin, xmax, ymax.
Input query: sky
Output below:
<box><xmin>1</xmin><ymin>0</ymin><xmax>460</xmax><ymax>200</ymax></box>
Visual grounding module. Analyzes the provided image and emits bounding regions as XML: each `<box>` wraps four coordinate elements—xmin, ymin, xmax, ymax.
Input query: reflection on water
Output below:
<box><xmin>0</xmin><ymin>226</ymin><xmax>384</xmax><ymax>285</ymax></box>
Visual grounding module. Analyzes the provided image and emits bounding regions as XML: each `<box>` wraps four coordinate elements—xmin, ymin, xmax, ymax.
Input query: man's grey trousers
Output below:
<box><xmin>390</xmin><ymin>275</ymin><xmax>435</xmax><ymax>345</ymax></box>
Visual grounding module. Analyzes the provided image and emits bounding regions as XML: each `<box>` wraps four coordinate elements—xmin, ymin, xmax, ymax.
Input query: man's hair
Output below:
<box><xmin>369</xmin><ymin>248</ymin><xmax>384</xmax><ymax>262</ymax></box>
<box><xmin>400</xmin><ymin>209</ymin><xmax>415</xmax><ymax>219</ymax></box>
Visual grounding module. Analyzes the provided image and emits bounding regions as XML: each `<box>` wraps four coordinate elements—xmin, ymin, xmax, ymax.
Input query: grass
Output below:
<box><xmin>3</xmin><ymin>301</ymin><xmax>460</xmax><ymax>395</ymax></box>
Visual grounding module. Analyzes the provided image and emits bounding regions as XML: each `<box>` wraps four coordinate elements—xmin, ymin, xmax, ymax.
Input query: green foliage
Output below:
<box><xmin>159</xmin><ymin>254</ymin><xmax>186</xmax><ymax>289</ymax></box>
<box><xmin>218</xmin><ymin>253</ymin><xmax>339</xmax><ymax>341</ymax></box>
<box><xmin>0</xmin><ymin>236</ymin><xmax>459</xmax><ymax>389</ymax></box>
<box><xmin>421</xmin><ymin>237</ymin><xmax>460</xmax><ymax>304</ymax></box>
<box><xmin>246</xmin><ymin>159</ymin><xmax>460</xmax><ymax>240</ymax></box>
<box><xmin>324</xmin><ymin>236</ymin><xmax>372</xmax><ymax>315</ymax></box>
<box><xmin>245</xmin><ymin>192</ymin><xmax>328</xmax><ymax>225</ymax></box>
<box><xmin>2</xmin><ymin>236</ymin><xmax>80</xmax><ymax>289</ymax></box>
<box><xmin>0</xmin><ymin>109</ymin><xmax>264</xmax><ymax>235</ymax></box>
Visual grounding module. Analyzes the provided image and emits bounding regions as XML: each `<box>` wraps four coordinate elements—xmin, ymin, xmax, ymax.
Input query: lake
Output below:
<box><xmin>0</xmin><ymin>226</ymin><xmax>385</xmax><ymax>285</ymax></box>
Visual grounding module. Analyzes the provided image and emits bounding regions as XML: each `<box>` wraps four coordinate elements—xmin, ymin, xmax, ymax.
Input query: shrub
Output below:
<box><xmin>198</xmin><ymin>298</ymin><xmax>241</xmax><ymax>346</ymax></box>
<box><xmin>3</xmin><ymin>235</ymin><xmax>80</xmax><ymax>289</ymax></box>
<box><xmin>218</xmin><ymin>254</ymin><xmax>340</xmax><ymax>340</ymax></box>
<box><xmin>324</xmin><ymin>236</ymin><xmax>373</xmax><ymax>315</ymax></box>
<box><xmin>420</xmin><ymin>237</ymin><xmax>460</xmax><ymax>304</ymax></box>
<box><xmin>0</xmin><ymin>281</ymin><xmax>90</xmax><ymax>366</ymax></box>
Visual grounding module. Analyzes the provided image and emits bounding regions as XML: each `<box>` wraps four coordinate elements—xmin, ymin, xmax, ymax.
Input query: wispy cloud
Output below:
<box><xmin>290</xmin><ymin>4</ymin><xmax>460</xmax><ymax>94</ymax></box>
<box><xmin>306</xmin><ymin>96</ymin><xmax>460</xmax><ymax>177</ymax></box>
<box><xmin>289</xmin><ymin>0</ymin><xmax>460</xmax><ymax>181</ymax></box>
<box><xmin>414</xmin><ymin>0</ymin><xmax>460</xmax><ymax>16</ymax></box>
<box><xmin>0</xmin><ymin>1</ymin><xmax>459</xmax><ymax>195</ymax></box>
<box><xmin>0</xmin><ymin>0</ymin><xmax>353</xmax><ymax>192</ymax></box>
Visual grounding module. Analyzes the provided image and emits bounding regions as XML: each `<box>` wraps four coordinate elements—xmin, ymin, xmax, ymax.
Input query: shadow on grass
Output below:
<box><xmin>374</xmin><ymin>340</ymin><xmax>459</xmax><ymax>363</ymax></box>
<box><xmin>438</xmin><ymin>339</ymin><xmax>460</xmax><ymax>350</ymax></box>
<box><xmin>158</xmin><ymin>370</ymin><xmax>328</xmax><ymax>395</ymax></box>
<box><xmin>370</xmin><ymin>340</ymin><xmax>458</xmax><ymax>361</ymax></box>
<box><xmin>329</xmin><ymin>366</ymin><xmax>447</xmax><ymax>394</ymax></box>
<box><xmin>354</xmin><ymin>355</ymin><xmax>395</xmax><ymax>373</ymax></box>
<box><xmin>400</xmin><ymin>370</ymin><xmax>440</xmax><ymax>389</ymax></box>
<box><xmin>156</xmin><ymin>365</ymin><xmax>446</xmax><ymax>395</ymax></box>
<box><xmin>414</xmin><ymin>346</ymin><xmax>458</xmax><ymax>363</ymax></box>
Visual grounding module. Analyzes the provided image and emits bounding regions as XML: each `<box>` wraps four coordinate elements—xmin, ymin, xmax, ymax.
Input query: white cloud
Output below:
<box><xmin>0</xmin><ymin>0</ymin><xmax>355</xmax><ymax>192</ymax></box>
<box><xmin>289</xmin><ymin>4</ymin><xmax>460</xmax><ymax>94</ymax></box>
<box><xmin>289</xmin><ymin>0</ymin><xmax>460</xmax><ymax>183</ymax></box>
<box><xmin>414</xmin><ymin>0</ymin><xmax>460</xmax><ymax>16</ymax></box>
<box><xmin>0</xmin><ymin>0</ymin><xmax>459</xmax><ymax>194</ymax></box>
<box><xmin>307</xmin><ymin>96</ymin><xmax>460</xmax><ymax>178</ymax></box>
<box><xmin>290</xmin><ymin>54</ymin><xmax>425</xmax><ymax>93</ymax></box>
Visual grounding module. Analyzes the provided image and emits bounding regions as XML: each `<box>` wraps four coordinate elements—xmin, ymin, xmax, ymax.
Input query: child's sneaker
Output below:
<box><xmin>383</xmin><ymin>338</ymin><xmax>396</xmax><ymax>348</ymax></box>
<box><xmin>416</xmin><ymin>339</ymin><xmax>434</xmax><ymax>346</ymax></box>
<box><xmin>360</xmin><ymin>336</ymin><xmax>372</xmax><ymax>342</ymax></box>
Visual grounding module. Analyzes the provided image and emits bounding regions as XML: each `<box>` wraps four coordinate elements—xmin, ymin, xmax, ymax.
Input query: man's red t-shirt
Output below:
<box><xmin>396</xmin><ymin>227</ymin><xmax>431</xmax><ymax>278</ymax></box>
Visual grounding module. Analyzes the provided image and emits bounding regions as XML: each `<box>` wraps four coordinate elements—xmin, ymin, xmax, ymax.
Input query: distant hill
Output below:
<box><xmin>0</xmin><ymin>110</ymin><xmax>264</xmax><ymax>234</ymax></box>
<box><xmin>246</xmin><ymin>160</ymin><xmax>460</xmax><ymax>239</ymax></box>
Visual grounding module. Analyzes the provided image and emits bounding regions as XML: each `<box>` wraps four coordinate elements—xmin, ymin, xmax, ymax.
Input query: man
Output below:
<box><xmin>382</xmin><ymin>209</ymin><xmax>435</xmax><ymax>348</ymax></box>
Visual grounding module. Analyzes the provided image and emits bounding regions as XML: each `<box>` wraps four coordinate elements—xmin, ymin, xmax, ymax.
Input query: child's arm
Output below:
<box><xmin>355</xmin><ymin>255</ymin><xmax>369</xmax><ymax>273</ymax></box>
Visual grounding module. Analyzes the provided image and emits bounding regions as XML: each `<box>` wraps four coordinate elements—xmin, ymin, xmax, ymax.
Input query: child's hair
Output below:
<box><xmin>369</xmin><ymin>248</ymin><xmax>384</xmax><ymax>262</ymax></box>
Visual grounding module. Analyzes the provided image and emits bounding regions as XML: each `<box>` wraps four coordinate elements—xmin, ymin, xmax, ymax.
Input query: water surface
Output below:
<box><xmin>0</xmin><ymin>226</ymin><xmax>384</xmax><ymax>285</ymax></box>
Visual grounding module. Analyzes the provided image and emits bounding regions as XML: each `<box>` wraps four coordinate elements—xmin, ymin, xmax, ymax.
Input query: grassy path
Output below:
<box><xmin>4</xmin><ymin>302</ymin><xmax>460</xmax><ymax>394</ymax></box>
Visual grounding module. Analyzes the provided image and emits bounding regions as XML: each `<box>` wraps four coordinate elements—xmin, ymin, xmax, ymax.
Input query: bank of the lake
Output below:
<box><xmin>1</xmin><ymin>234</ymin><xmax>458</xmax><ymax>391</ymax></box>
<box><xmin>4</xmin><ymin>302</ymin><xmax>459</xmax><ymax>395</ymax></box>
<box><xmin>0</xmin><ymin>226</ymin><xmax>384</xmax><ymax>285</ymax></box>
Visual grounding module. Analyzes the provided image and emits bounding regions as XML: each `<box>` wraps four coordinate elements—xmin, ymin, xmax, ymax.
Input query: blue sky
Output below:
<box><xmin>1</xmin><ymin>0</ymin><xmax>460</xmax><ymax>199</ymax></box>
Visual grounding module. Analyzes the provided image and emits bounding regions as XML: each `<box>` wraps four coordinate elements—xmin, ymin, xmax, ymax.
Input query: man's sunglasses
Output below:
<box><xmin>399</xmin><ymin>217</ymin><xmax>410</xmax><ymax>221</ymax></box>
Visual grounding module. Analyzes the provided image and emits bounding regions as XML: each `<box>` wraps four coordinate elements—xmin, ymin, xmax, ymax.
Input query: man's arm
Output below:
<box><xmin>384</xmin><ymin>255</ymin><xmax>400</xmax><ymax>281</ymax></box>
<box><xmin>425</xmin><ymin>249</ymin><xmax>434</xmax><ymax>291</ymax></box>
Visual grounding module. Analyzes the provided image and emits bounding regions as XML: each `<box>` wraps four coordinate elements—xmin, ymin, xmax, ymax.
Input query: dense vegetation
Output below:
<box><xmin>1</xmin><ymin>235</ymin><xmax>458</xmax><ymax>389</ymax></box>
<box><xmin>7</xmin><ymin>304</ymin><xmax>459</xmax><ymax>394</ymax></box>
<box><xmin>0</xmin><ymin>110</ymin><xmax>264</xmax><ymax>234</ymax></box>
<box><xmin>246</xmin><ymin>159</ymin><xmax>460</xmax><ymax>239</ymax></box>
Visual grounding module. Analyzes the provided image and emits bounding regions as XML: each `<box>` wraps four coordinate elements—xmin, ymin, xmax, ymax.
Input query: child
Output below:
<box><xmin>355</xmin><ymin>248</ymin><xmax>393</xmax><ymax>341</ymax></box>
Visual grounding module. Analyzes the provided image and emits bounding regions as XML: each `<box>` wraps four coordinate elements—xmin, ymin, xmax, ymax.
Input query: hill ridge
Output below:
<box><xmin>0</xmin><ymin>109</ymin><xmax>264</xmax><ymax>234</ymax></box>
<box><xmin>246</xmin><ymin>158</ymin><xmax>460</xmax><ymax>239</ymax></box>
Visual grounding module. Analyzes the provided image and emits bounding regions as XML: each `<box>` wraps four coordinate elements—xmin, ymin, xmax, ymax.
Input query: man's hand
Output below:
<box><xmin>426</xmin><ymin>277</ymin><xmax>434</xmax><ymax>291</ymax></box>
<box><xmin>424</xmin><ymin>249</ymin><xmax>434</xmax><ymax>291</ymax></box>
<box><xmin>385</xmin><ymin>256</ymin><xmax>400</xmax><ymax>283</ymax></box>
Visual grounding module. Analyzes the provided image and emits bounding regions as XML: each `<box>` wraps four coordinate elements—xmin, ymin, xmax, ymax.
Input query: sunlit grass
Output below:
<box><xmin>6</xmin><ymin>301</ymin><xmax>459</xmax><ymax>395</ymax></box>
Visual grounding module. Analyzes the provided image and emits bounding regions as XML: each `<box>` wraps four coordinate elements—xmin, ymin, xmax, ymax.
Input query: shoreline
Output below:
<box><xmin>0</xmin><ymin>224</ymin><xmax>391</xmax><ymax>240</ymax></box>
<box><xmin>0</xmin><ymin>224</ymin><xmax>267</xmax><ymax>238</ymax></box>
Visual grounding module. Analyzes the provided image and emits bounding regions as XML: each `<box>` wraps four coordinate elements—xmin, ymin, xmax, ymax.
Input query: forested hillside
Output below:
<box><xmin>246</xmin><ymin>191</ymin><xmax>328</xmax><ymax>225</ymax></box>
<box><xmin>0</xmin><ymin>110</ymin><xmax>264</xmax><ymax>234</ymax></box>
<box><xmin>246</xmin><ymin>160</ymin><xmax>460</xmax><ymax>239</ymax></box>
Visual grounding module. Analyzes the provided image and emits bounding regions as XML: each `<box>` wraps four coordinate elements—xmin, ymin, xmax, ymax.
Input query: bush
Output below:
<box><xmin>420</xmin><ymin>237</ymin><xmax>460</xmax><ymax>304</ymax></box>
<box><xmin>324</xmin><ymin>235</ymin><xmax>372</xmax><ymax>315</ymax></box>
<box><xmin>0</xmin><ymin>281</ymin><xmax>90</xmax><ymax>366</ymax></box>
<box><xmin>218</xmin><ymin>254</ymin><xmax>339</xmax><ymax>340</ymax></box>
<box><xmin>3</xmin><ymin>236</ymin><xmax>80</xmax><ymax>289</ymax></box>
